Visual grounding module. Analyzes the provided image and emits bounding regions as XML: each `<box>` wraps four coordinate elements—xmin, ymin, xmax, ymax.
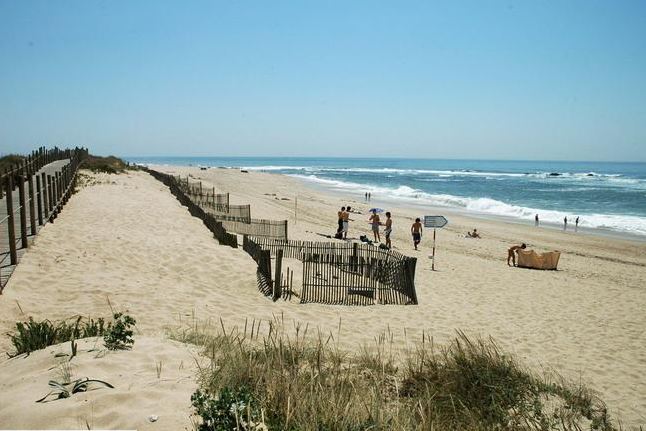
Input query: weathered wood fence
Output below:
<box><xmin>143</xmin><ymin>168</ymin><xmax>239</xmax><ymax>248</ymax></box>
<box><xmin>174</xmin><ymin>174</ymin><xmax>288</xmax><ymax>240</ymax></box>
<box><xmin>1</xmin><ymin>147</ymin><xmax>88</xmax><ymax>291</ymax></box>
<box><xmin>243</xmin><ymin>236</ymin><xmax>418</xmax><ymax>305</ymax></box>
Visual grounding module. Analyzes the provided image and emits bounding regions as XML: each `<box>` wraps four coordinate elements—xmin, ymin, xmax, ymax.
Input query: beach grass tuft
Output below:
<box><xmin>8</xmin><ymin>313</ymin><xmax>135</xmax><ymax>356</ymax></box>
<box><xmin>171</xmin><ymin>319</ymin><xmax>617</xmax><ymax>431</ymax></box>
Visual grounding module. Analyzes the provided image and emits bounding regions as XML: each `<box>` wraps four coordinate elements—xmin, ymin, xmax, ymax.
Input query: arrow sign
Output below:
<box><xmin>424</xmin><ymin>215</ymin><xmax>448</xmax><ymax>229</ymax></box>
<box><xmin>423</xmin><ymin>215</ymin><xmax>448</xmax><ymax>271</ymax></box>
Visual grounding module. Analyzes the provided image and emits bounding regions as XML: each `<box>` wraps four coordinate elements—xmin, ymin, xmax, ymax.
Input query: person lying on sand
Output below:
<box><xmin>467</xmin><ymin>228</ymin><xmax>481</xmax><ymax>238</ymax></box>
<box><xmin>507</xmin><ymin>243</ymin><xmax>527</xmax><ymax>266</ymax></box>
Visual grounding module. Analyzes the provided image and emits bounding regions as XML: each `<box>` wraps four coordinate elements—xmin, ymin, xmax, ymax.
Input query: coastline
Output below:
<box><xmin>0</xmin><ymin>167</ymin><xmax>644</xmax><ymax>428</ymax></box>
<box><xmin>290</xmin><ymin>172</ymin><xmax>646</xmax><ymax>244</ymax></box>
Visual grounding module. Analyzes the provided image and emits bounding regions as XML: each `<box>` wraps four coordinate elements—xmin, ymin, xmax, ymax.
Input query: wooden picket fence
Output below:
<box><xmin>1</xmin><ymin>147</ymin><xmax>88</xmax><ymax>291</ymax></box>
<box><xmin>243</xmin><ymin>236</ymin><xmax>418</xmax><ymax>305</ymax></box>
<box><xmin>175</xmin><ymin>174</ymin><xmax>288</xmax><ymax>240</ymax></box>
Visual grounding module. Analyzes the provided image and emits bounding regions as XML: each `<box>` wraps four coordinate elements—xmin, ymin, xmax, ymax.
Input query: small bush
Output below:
<box><xmin>0</xmin><ymin>154</ymin><xmax>25</xmax><ymax>172</ymax></box>
<box><xmin>192</xmin><ymin>387</ymin><xmax>264</xmax><ymax>431</ymax></box>
<box><xmin>82</xmin><ymin>155</ymin><xmax>129</xmax><ymax>174</ymax></box>
<box><xmin>103</xmin><ymin>312</ymin><xmax>136</xmax><ymax>350</ymax></box>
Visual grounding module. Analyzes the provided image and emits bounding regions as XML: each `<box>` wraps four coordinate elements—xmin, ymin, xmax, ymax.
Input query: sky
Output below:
<box><xmin>1</xmin><ymin>1</ymin><xmax>645</xmax><ymax>161</ymax></box>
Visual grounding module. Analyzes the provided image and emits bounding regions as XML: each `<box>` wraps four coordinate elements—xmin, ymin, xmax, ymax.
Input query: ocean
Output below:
<box><xmin>127</xmin><ymin>157</ymin><xmax>646</xmax><ymax>238</ymax></box>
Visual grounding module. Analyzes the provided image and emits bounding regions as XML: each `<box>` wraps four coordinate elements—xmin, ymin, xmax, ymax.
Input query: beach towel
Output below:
<box><xmin>517</xmin><ymin>249</ymin><xmax>561</xmax><ymax>270</ymax></box>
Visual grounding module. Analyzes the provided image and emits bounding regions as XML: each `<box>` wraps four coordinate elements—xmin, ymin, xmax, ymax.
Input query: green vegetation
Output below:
<box><xmin>103</xmin><ymin>312</ymin><xmax>136</xmax><ymax>350</ymax></box>
<box><xmin>82</xmin><ymin>154</ymin><xmax>130</xmax><ymax>174</ymax></box>
<box><xmin>0</xmin><ymin>154</ymin><xmax>25</xmax><ymax>172</ymax></box>
<box><xmin>8</xmin><ymin>313</ymin><xmax>136</xmax><ymax>356</ymax></box>
<box><xmin>172</xmin><ymin>321</ymin><xmax>617</xmax><ymax>431</ymax></box>
<box><xmin>9</xmin><ymin>316</ymin><xmax>111</xmax><ymax>356</ymax></box>
<box><xmin>36</xmin><ymin>377</ymin><xmax>114</xmax><ymax>403</ymax></box>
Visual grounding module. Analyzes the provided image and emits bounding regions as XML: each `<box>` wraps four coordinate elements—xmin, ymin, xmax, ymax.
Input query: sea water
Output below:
<box><xmin>127</xmin><ymin>157</ymin><xmax>646</xmax><ymax>238</ymax></box>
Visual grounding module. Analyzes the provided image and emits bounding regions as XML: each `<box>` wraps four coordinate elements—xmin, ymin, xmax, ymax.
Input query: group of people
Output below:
<box><xmin>535</xmin><ymin>214</ymin><xmax>581</xmax><ymax>232</ymax></box>
<box><xmin>335</xmin><ymin>206</ymin><xmax>424</xmax><ymax>250</ymax></box>
<box><xmin>335</xmin><ymin>206</ymin><xmax>541</xmax><ymax>266</ymax></box>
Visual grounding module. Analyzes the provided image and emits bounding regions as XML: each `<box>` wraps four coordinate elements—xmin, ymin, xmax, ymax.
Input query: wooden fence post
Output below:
<box><xmin>36</xmin><ymin>174</ymin><xmax>43</xmax><ymax>225</ymax></box>
<box><xmin>274</xmin><ymin>249</ymin><xmax>283</xmax><ymax>301</ymax></box>
<box><xmin>55</xmin><ymin>172</ymin><xmax>61</xmax><ymax>204</ymax></box>
<box><xmin>18</xmin><ymin>175</ymin><xmax>28</xmax><ymax>248</ymax></box>
<box><xmin>47</xmin><ymin>175</ymin><xmax>53</xmax><ymax>214</ymax></box>
<box><xmin>28</xmin><ymin>174</ymin><xmax>37</xmax><ymax>235</ymax></box>
<box><xmin>352</xmin><ymin>242</ymin><xmax>359</xmax><ymax>272</ymax></box>
<box><xmin>5</xmin><ymin>177</ymin><xmax>18</xmax><ymax>265</ymax></box>
<box><xmin>41</xmin><ymin>172</ymin><xmax>48</xmax><ymax>218</ymax></box>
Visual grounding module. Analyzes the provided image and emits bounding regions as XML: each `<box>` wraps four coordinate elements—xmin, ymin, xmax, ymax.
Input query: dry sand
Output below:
<box><xmin>0</xmin><ymin>167</ymin><xmax>645</xmax><ymax>429</ymax></box>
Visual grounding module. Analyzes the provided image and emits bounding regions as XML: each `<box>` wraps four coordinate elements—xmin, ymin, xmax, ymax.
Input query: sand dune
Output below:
<box><xmin>0</xmin><ymin>168</ymin><xmax>645</xmax><ymax>428</ymax></box>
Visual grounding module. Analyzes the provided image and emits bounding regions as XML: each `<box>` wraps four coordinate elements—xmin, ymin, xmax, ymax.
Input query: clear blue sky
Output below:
<box><xmin>1</xmin><ymin>1</ymin><xmax>645</xmax><ymax>161</ymax></box>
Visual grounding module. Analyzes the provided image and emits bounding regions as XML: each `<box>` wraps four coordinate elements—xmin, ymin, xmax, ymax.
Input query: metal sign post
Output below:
<box><xmin>424</xmin><ymin>215</ymin><xmax>448</xmax><ymax>271</ymax></box>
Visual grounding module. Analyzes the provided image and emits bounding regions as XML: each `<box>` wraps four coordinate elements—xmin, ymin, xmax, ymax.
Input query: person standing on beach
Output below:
<box><xmin>342</xmin><ymin>206</ymin><xmax>353</xmax><ymax>239</ymax></box>
<box><xmin>369</xmin><ymin>209</ymin><xmax>381</xmax><ymax>243</ymax></box>
<box><xmin>535</xmin><ymin>214</ymin><xmax>539</xmax><ymax>227</ymax></box>
<box><xmin>384</xmin><ymin>212</ymin><xmax>393</xmax><ymax>249</ymax></box>
<box><xmin>575</xmin><ymin>216</ymin><xmax>579</xmax><ymax>232</ymax></box>
<box><xmin>411</xmin><ymin>218</ymin><xmax>423</xmax><ymax>250</ymax></box>
<box><xmin>365</xmin><ymin>192</ymin><xmax>368</xmax><ymax>201</ymax></box>
<box><xmin>507</xmin><ymin>243</ymin><xmax>527</xmax><ymax>266</ymax></box>
<box><xmin>368</xmin><ymin>192</ymin><xmax>371</xmax><ymax>201</ymax></box>
<box><xmin>337</xmin><ymin>206</ymin><xmax>345</xmax><ymax>235</ymax></box>
<box><xmin>564</xmin><ymin>216</ymin><xmax>568</xmax><ymax>231</ymax></box>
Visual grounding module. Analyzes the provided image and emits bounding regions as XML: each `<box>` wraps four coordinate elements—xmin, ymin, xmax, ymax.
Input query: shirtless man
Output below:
<box><xmin>342</xmin><ymin>206</ymin><xmax>353</xmax><ymax>239</ymax></box>
<box><xmin>369</xmin><ymin>210</ymin><xmax>381</xmax><ymax>242</ymax></box>
<box><xmin>507</xmin><ymin>243</ymin><xmax>527</xmax><ymax>266</ymax></box>
<box><xmin>384</xmin><ymin>212</ymin><xmax>393</xmax><ymax>249</ymax></box>
<box><xmin>411</xmin><ymin>218</ymin><xmax>423</xmax><ymax>250</ymax></box>
<box><xmin>337</xmin><ymin>206</ymin><xmax>345</xmax><ymax>234</ymax></box>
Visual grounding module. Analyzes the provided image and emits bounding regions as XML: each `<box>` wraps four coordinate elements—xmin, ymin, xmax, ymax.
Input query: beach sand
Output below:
<box><xmin>0</xmin><ymin>168</ymin><xmax>645</xmax><ymax>429</ymax></box>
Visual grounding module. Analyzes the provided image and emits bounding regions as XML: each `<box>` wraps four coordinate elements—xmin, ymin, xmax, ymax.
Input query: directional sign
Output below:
<box><xmin>424</xmin><ymin>215</ymin><xmax>448</xmax><ymax>229</ymax></box>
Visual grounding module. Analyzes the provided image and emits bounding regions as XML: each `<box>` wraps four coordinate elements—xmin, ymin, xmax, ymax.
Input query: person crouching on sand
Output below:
<box><xmin>411</xmin><ymin>218</ymin><xmax>423</xmax><ymax>250</ymax></box>
<box><xmin>507</xmin><ymin>243</ymin><xmax>527</xmax><ymax>266</ymax></box>
<box><xmin>369</xmin><ymin>209</ymin><xmax>381</xmax><ymax>243</ymax></box>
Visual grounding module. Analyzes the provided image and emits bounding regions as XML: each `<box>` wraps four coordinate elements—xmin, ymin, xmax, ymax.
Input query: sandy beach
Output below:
<box><xmin>1</xmin><ymin>167</ymin><xmax>645</xmax><ymax>429</ymax></box>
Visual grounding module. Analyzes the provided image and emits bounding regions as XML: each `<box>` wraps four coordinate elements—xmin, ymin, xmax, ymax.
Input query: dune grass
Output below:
<box><xmin>170</xmin><ymin>318</ymin><xmax>617</xmax><ymax>431</ymax></box>
<box><xmin>8</xmin><ymin>313</ymin><xmax>136</xmax><ymax>357</ymax></box>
